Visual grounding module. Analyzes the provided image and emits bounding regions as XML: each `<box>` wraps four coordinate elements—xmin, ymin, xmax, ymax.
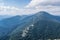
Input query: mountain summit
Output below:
<box><xmin>37</xmin><ymin>11</ymin><xmax>50</xmax><ymax>16</ymax></box>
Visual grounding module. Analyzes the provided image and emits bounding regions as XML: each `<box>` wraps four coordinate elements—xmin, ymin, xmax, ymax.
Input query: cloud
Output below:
<box><xmin>24</xmin><ymin>6</ymin><xmax>60</xmax><ymax>15</ymax></box>
<box><xmin>25</xmin><ymin>0</ymin><xmax>60</xmax><ymax>16</ymax></box>
<box><xmin>26</xmin><ymin>0</ymin><xmax>60</xmax><ymax>8</ymax></box>
<box><xmin>0</xmin><ymin>0</ymin><xmax>60</xmax><ymax>16</ymax></box>
<box><xmin>0</xmin><ymin>0</ymin><xmax>25</xmax><ymax>15</ymax></box>
<box><xmin>26</xmin><ymin>0</ymin><xmax>44</xmax><ymax>8</ymax></box>
<box><xmin>0</xmin><ymin>5</ymin><xmax>59</xmax><ymax>16</ymax></box>
<box><xmin>0</xmin><ymin>5</ymin><xmax>37</xmax><ymax>15</ymax></box>
<box><xmin>0</xmin><ymin>6</ymin><xmax>22</xmax><ymax>15</ymax></box>
<box><xmin>34</xmin><ymin>6</ymin><xmax>60</xmax><ymax>15</ymax></box>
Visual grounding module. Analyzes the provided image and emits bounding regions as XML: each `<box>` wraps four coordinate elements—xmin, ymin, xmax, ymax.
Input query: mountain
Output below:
<box><xmin>0</xmin><ymin>15</ymin><xmax>31</xmax><ymax>40</ymax></box>
<box><xmin>1</xmin><ymin>11</ymin><xmax>60</xmax><ymax>40</ymax></box>
<box><xmin>6</xmin><ymin>11</ymin><xmax>60</xmax><ymax>40</ymax></box>
<box><xmin>0</xmin><ymin>15</ymin><xmax>21</xmax><ymax>28</ymax></box>
<box><xmin>36</xmin><ymin>11</ymin><xmax>60</xmax><ymax>22</ymax></box>
<box><xmin>0</xmin><ymin>15</ymin><xmax>13</xmax><ymax>20</ymax></box>
<box><xmin>0</xmin><ymin>15</ymin><xmax>22</xmax><ymax>39</ymax></box>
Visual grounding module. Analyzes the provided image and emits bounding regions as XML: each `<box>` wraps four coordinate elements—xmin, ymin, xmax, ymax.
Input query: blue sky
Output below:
<box><xmin>1</xmin><ymin>0</ymin><xmax>31</xmax><ymax>8</ymax></box>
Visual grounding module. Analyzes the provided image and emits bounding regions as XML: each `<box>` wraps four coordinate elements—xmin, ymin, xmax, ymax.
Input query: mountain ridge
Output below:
<box><xmin>0</xmin><ymin>11</ymin><xmax>60</xmax><ymax>40</ymax></box>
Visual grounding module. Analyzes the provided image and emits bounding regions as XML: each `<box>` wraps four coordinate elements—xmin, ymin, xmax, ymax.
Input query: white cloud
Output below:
<box><xmin>0</xmin><ymin>0</ymin><xmax>26</xmax><ymax>15</ymax></box>
<box><xmin>0</xmin><ymin>5</ymin><xmax>37</xmax><ymax>15</ymax></box>
<box><xmin>34</xmin><ymin>6</ymin><xmax>60</xmax><ymax>15</ymax></box>
<box><xmin>0</xmin><ymin>0</ymin><xmax>37</xmax><ymax>15</ymax></box>
<box><xmin>0</xmin><ymin>0</ymin><xmax>60</xmax><ymax>16</ymax></box>
<box><xmin>0</xmin><ymin>6</ymin><xmax>22</xmax><ymax>15</ymax></box>
<box><xmin>26</xmin><ymin>0</ymin><xmax>60</xmax><ymax>8</ymax></box>
<box><xmin>0</xmin><ymin>5</ymin><xmax>58</xmax><ymax>16</ymax></box>
<box><xmin>24</xmin><ymin>6</ymin><xmax>60</xmax><ymax>15</ymax></box>
<box><xmin>25</xmin><ymin>0</ymin><xmax>60</xmax><ymax>16</ymax></box>
<box><xmin>26</xmin><ymin>0</ymin><xmax>44</xmax><ymax>8</ymax></box>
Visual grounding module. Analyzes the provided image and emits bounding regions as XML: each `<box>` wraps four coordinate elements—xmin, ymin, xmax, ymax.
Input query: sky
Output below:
<box><xmin>0</xmin><ymin>0</ymin><xmax>60</xmax><ymax>15</ymax></box>
<box><xmin>3</xmin><ymin>0</ymin><xmax>31</xmax><ymax>8</ymax></box>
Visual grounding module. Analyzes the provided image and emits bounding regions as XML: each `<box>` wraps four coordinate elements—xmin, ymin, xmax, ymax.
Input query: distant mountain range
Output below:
<box><xmin>0</xmin><ymin>15</ymin><xmax>14</xmax><ymax>20</ymax></box>
<box><xmin>0</xmin><ymin>11</ymin><xmax>60</xmax><ymax>40</ymax></box>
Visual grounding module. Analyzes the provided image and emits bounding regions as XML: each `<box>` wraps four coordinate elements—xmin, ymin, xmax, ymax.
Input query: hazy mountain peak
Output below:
<box><xmin>11</xmin><ymin>15</ymin><xmax>21</xmax><ymax>18</ymax></box>
<box><xmin>37</xmin><ymin>11</ymin><xmax>50</xmax><ymax>16</ymax></box>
